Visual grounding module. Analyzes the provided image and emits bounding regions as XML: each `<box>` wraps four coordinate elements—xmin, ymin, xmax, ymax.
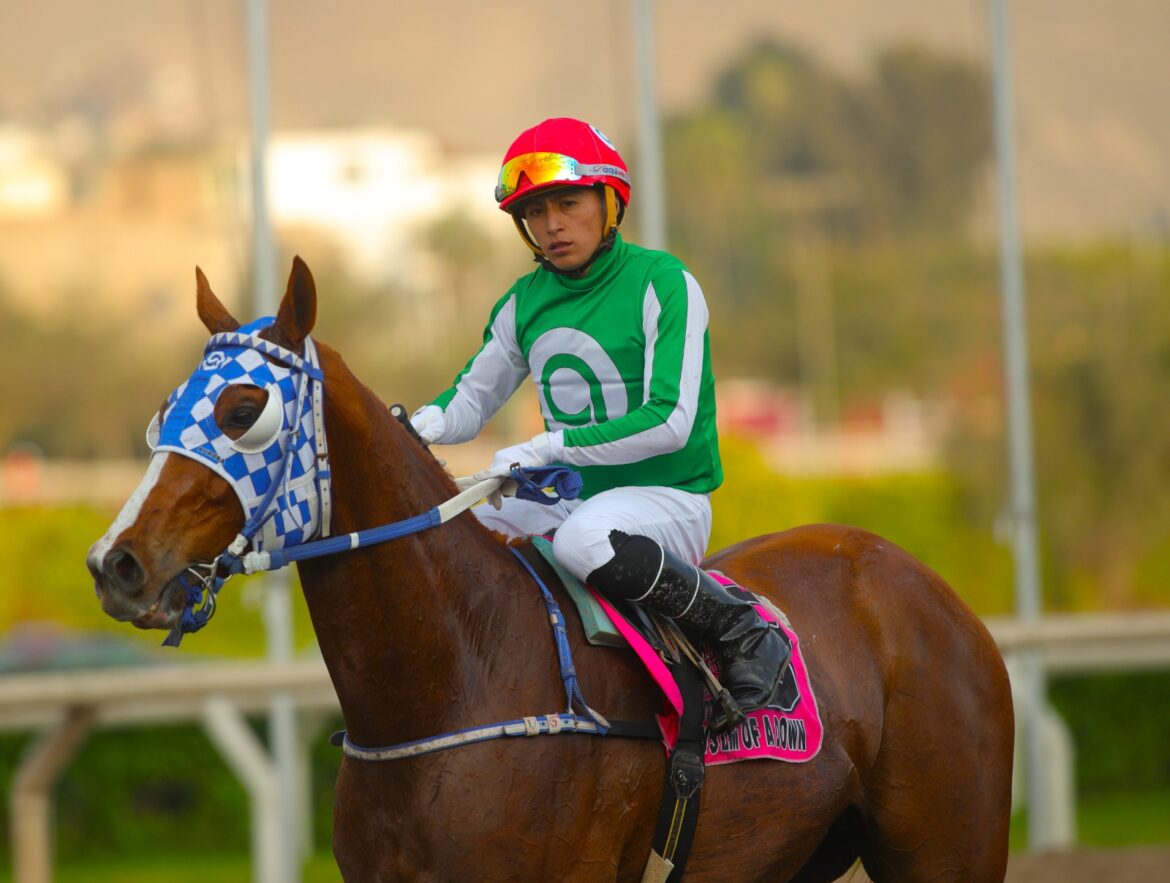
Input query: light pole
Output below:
<box><xmin>632</xmin><ymin>0</ymin><xmax>667</xmax><ymax>250</ymax></box>
<box><xmin>246</xmin><ymin>0</ymin><xmax>303</xmax><ymax>878</ymax></box>
<box><xmin>988</xmin><ymin>0</ymin><xmax>1050</xmax><ymax>849</ymax></box>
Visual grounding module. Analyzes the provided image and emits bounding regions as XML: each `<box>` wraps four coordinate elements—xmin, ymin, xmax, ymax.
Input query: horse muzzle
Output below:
<box><xmin>87</xmin><ymin>543</ymin><xmax>186</xmax><ymax>629</ymax></box>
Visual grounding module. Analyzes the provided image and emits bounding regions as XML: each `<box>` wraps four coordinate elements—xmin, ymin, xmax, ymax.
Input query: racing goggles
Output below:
<box><xmin>495</xmin><ymin>152</ymin><xmax>629</xmax><ymax>203</ymax></box>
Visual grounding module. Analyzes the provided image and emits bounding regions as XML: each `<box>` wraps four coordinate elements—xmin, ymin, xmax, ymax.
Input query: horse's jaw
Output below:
<box><xmin>94</xmin><ymin>569</ymin><xmax>190</xmax><ymax>631</ymax></box>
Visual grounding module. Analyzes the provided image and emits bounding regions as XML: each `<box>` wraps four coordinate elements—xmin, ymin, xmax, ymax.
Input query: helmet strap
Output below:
<box><xmin>603</xmin><ymin>184</ymin><xmax>624</xmax><ymax>235</ymax></box>
<box><xmin>511</xmin><ymin>213</ymin><xmax>545</xmax><ymax>258</ymax></box>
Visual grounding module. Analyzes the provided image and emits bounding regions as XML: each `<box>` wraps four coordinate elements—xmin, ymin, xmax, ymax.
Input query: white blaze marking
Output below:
<box><xmin>87</xmin><ymin>453</ymin><xmax>169</xmax><ymax>567</ymax></box>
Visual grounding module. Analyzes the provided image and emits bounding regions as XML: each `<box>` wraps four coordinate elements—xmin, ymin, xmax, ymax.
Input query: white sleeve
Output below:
<box><xmin>432</xmin><ymin>294</ymin><xmax>529</xmax><ymax>443</ymax></box>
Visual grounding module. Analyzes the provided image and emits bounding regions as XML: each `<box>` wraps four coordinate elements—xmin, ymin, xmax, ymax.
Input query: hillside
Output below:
<box><xmin>0</xmin><ymin>0</ymin><xmax>1167</xmax><ymax>238</ymax></box>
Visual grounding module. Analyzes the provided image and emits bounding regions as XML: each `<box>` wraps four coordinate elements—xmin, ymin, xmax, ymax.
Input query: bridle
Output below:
<box><xmin>151</xmin><ymin>321</ymin><xmax>565</xmax><ymax>647</ymax></box>
<box><xmin>147</xmin><ymin>323</ymin><xmax>657</xmax><ymax>772</ymax></box>
<box><xmin>148</xmin><ymin>319</ymin><xmax>330</xmax><ymax>645</ymax></box>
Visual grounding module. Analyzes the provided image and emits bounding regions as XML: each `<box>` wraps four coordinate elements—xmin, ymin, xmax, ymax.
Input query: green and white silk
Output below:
<box><xmin>428</xmin><ymin>233</ymin><xmax>722</xmax><ymax>500</ymax></box>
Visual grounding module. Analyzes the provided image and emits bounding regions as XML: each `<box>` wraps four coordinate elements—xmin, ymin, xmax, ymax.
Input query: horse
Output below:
<box><xmin>87</xmin><ymin>257</ymin><xmax>1014</xmax><ymax>881</ymax></box>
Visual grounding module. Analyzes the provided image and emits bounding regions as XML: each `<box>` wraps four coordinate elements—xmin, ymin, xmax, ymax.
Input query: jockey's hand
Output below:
<box><xmin>409</xmin><ymin>405</ymin><xmax>446</xmax><ymax>445</ymax></box>
<box><xmin>474</xmin><ymin>432</ymin><xmax>557</xmax><ymax>486</ymax></box>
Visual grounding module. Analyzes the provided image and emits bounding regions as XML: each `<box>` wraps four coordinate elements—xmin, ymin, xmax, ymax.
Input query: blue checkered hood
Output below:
<box><xmin>151</xmin><ymin>317</ymin><xmax>328</xmax><ymax>553</ymax></box>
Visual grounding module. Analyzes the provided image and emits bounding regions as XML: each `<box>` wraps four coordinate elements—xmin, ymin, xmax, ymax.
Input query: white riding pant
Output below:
<box><xmin>473</xmin><ymin>485</ymin><xmax>712</xmax><ymax>582</ymax></box>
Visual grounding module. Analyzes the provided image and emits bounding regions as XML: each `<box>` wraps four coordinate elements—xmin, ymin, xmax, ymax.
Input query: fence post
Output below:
<box><xmin>1039</xmin><ymin>702</ymin><xmax>1077</xmax><ymax>847</ymax></box>
<box><xmin>203</xmin><ymin>696</ymin><xmax>285</xmax><ymax>883</ymax></box>
<box><xmin>1006</xmin><ymin>654</ymin><xmax>1078</xmax><ymax>847</ymax></box>
<box><xmin>10</xmin><ymin>705</ymin><xmax>96</xmax><ymax>883</ymax></box>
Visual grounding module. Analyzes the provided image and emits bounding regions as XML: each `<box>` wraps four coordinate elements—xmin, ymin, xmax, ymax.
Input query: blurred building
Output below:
<box><xmin>0</xmin><ymin>123</ymin><xmax>509</xmax><ymax>328</ymax></box>
<box><xmin>718</xmin><ymin>378</ymin><xmax>948</xmax><ymax>475</ymax></box>
<box><xmin>0</xmin><ymin>125</ymin><xmax>69</xmax><ymax>220</ymax></box>
<box><xmin>267</xmin><ymin>127</ymin><xmax>504</xmax><ymax>283</ymax></box>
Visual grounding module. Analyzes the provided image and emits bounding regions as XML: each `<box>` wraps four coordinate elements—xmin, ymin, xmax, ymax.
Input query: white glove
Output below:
<box><xmin>473</xmin><ymin>432</ymin><xmax>557</xmax><ymax>482</ymax></box>
<box><xmin>409</xmin><ymin>404</ymin><xmax>446</xmax><ymax>445</ymax></box>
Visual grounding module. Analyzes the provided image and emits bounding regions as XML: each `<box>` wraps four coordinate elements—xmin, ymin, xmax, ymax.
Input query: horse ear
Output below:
<box><xmin>272</xmin><ymin>256</ymin><xmax>317</xmax><ymax>348</ymax></box>
<box><xmin>195</xmin><ymin>267</ymin><xmax>241</xmax><ymax>333</ymax></box>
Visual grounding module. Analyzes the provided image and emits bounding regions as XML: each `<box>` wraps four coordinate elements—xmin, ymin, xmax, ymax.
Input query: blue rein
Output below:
<box><xmin>152</xmin><ymin>331</ymin><xmax>622</xmax><ymax>756</ymax></box>
<box><xmin>164</xmin><ymin>465</ymin><xmax>581</xmax><ymax>647</ymax></box>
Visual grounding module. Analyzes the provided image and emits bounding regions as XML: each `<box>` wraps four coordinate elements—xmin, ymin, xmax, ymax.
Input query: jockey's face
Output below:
<box><xmin>517</xmin><ymin>187</ymin><xmax>605</xmax><ymax>272</ymax></box>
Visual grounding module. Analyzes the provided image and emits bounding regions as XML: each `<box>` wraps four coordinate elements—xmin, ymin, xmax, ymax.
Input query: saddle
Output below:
<box><xmin>523</xmin><ymin>537</ymin><xmax>825</xmax><ymax>881</ymax></box>
<box><xmin>526</xmin><ymin>537</ymin><xmax>821</xmax><ymax>758</ymax></box>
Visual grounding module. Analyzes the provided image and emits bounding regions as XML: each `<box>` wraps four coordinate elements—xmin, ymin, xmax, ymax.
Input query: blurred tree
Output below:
<box><xmin>663</xmin><ymin>38</ymin><xmax>993</xmax><ymax>396</ymax></box>
<box><xmin>946</xmin><ymin>243</ymin><xmax>1170</xmax><ymax>610</ymax></box>
<box><xmin>850</xmin><ymin>45</ymin><xmax>992</xmax><ymax>237</ymax></box>
<box><xmin>421</xmin><ymin>208</ymin><xmax>504</xmax><ymax>366</ymax></box>
<box><xmin>1030</xmin><ymin>245</ymin><xmax>1170</xmax><ymax>608</ymax></box>
<box><xmin>0</xmin><ymin>289</ymin><xmax>203</xmax><ymax>459</ymax></box>
<box><xmin>666</xmin><ymin>39</ymin><xmax>991</xmax><ymax>257</ymax></box>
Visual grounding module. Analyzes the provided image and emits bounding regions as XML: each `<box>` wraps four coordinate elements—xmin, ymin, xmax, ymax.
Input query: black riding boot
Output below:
<box><xmin>587</xmin><ymin>532</ymin><xmax>791</xmax><ymax>731</ymax></box>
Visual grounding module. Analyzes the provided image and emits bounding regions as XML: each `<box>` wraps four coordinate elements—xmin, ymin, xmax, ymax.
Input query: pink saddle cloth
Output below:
<box><xmin>591</xmin><ymin>573</ymin><xmax>824</xmax><ymax>766</ymax></box>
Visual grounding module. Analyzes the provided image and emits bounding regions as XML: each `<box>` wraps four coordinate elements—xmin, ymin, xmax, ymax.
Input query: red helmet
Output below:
<box><xmin>495</xmin><ymin>118</ymin><xmax>631</xmax><ymax>213</ymax></box>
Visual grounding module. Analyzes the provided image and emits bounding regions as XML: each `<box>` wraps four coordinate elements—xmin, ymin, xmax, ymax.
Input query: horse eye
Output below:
<box><xmin>230</xmin><ymin>385</ymin><xmax>285</xmax><ymax>453</ymax></box>
<box><xmin>228</xmin><ymin>405</ymin><xmax>260</xmax><ymax>428</ymax></box>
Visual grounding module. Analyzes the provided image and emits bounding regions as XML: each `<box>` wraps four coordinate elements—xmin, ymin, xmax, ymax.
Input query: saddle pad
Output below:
<box><xmin>530</xmin><ymin>536</ymin><xmax>626</xmax><ymax>647</ymax></box>
<box><xmin>592</xmin><ymin>577</ymin><xmax>824</xmax><ymax>766</ymax></box>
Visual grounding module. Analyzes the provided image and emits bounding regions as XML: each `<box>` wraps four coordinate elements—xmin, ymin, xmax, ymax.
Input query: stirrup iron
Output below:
<box><xmin>659</xmin><ymin>616</ymin><xmax>746</xmax><ymax>732</ymax></box>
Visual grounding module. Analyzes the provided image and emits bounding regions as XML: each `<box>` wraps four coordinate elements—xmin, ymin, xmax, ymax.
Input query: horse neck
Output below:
<box><xmin>298</xmin><ymin>350</ymin><xmax>540</xmax><ymax>745</ymax></box>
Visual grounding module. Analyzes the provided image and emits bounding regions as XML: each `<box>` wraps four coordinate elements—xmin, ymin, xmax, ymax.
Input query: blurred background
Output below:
<box><xmin>1</xmin><ymin>1</ymin><xmax>1168</xmax><ymax>880</ymax></box>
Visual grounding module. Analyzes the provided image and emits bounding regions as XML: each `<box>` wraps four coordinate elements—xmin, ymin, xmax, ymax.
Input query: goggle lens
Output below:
<box><xmin>495</xmin><ymin>152</ymin><xmax>628</xmax><ymax>203</ymax></box>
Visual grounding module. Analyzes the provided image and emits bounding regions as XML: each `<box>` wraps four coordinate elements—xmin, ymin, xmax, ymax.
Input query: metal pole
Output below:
<box><xmin>246</xmin><ymin>0</ymin><xmax>303</xmax><ymax>876</ymax></box>
<box><xmin>988</xmin><ymin>0</ymin><xmax>1050</xmax><ymax>850</ymax></box>
<box><xmin>632</xmin><ymin>0</ymin><xmax>667</xmax><ymax>250</ymax></box>
<box><xmin>247</xmin><ymin>0</ymin><xmax>277</xmax><ymax>307</ymax></box>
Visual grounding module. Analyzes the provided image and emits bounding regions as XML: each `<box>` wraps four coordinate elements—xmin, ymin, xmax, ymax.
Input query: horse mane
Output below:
<box><xmin>254</xmin><ymin>297</ymin><xmax>513</xmax><ymax>555</ymax></box>
<box><xmin>312</xmin><ymin>338</ymin><xmax>517</xmax><ymax>536</ymax></box>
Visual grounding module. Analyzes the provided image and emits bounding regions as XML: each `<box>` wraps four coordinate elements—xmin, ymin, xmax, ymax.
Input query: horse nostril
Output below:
<box><xmin>104</xmin><ymin>547</ymin><xmax>145</xmax><ymax>591</ymax></box>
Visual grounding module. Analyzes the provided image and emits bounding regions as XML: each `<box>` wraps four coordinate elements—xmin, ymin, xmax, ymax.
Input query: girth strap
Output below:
<box><xmin>645</xmin><ymin>657</ymin><xmax>706</xmax><ymax>881</ymax></box>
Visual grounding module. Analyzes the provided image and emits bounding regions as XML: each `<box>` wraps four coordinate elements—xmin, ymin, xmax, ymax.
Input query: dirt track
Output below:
<box><xmin>842</xmin><ymin>847</ymin><xmax>1170</xmax><ymax>881</ymax></box>
<box><xmin>1003</xmin><ymin>846</ymin><xmax>1170</xmax><ymax>882</ymax></box>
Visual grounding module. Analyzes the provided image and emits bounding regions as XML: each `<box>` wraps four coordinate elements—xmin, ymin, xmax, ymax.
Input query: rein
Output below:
<box><xmin>160</xmin><ymin>331</ymin><xmax>659</xmax><ymax>758</ymax></box>
<box><xmin>165</xmin><ymin>469</ymin><xmax>558</xmax><ymax>646</ymax></box>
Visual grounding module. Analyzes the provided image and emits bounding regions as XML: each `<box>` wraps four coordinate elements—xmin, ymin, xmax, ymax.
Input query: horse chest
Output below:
<box><xmin>333</xmin><ymin>741</ymin><xmax>660</xmax><ymax>880</ymax></box>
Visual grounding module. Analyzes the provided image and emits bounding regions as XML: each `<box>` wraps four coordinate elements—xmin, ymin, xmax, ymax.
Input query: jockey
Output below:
<box><xmin>411</xmin><ymin>117</ymin><xmax>788</xmax><ymax>727</ymax></box>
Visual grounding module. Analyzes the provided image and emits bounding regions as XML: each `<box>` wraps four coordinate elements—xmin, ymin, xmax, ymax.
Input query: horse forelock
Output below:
<box><xmin>258</xmin><ymin>317</ymin><xmax>305</xmax><ymax>357</ymax></box>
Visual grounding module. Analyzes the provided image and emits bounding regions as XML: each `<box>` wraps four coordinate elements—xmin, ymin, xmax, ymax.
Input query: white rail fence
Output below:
<box><xmin>3</xmin><ymin>613</ymin><xmax>1170</xmax><ymax>882</ymax></box>
<box><xmin>986</xmin><ymin>611</ymin><xmax>1170</xmax><ymax>849</ymax></box>
<box><xmin>1</xmin><ymin>660</ymin><xmax>337</xmax><ymax>883</ymax></box>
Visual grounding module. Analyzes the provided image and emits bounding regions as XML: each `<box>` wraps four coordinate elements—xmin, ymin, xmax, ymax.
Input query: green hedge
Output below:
<box><xmin>710</xmin><ymin>435</ymin><xmax>1018</xmax><ymax>614</ymax></box>
<box><xmin>1049</xmin><ymin>671</ymin><xmax>1170</xmax><ymax>796</ymax></box>
<box><xmin>0</xmin><ymin>504</ymin><xmax>318</xmax><ymax>659</ymax></box>
<box><xmin>0</xmin><ymin>717</ymin><xmax>344</xmax><ymax>865</ymax></box>
<box><xmin>2</xmin><ymin>444</ymin><xmax>1168</xmax><ymax>861</ymax></box>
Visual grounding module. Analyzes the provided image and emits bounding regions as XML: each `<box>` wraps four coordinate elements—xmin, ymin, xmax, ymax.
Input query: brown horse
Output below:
<box><xmin>87</xmin><ymin>258</ymin><xmax>1013</xmax><ymax>881</ymax></box>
